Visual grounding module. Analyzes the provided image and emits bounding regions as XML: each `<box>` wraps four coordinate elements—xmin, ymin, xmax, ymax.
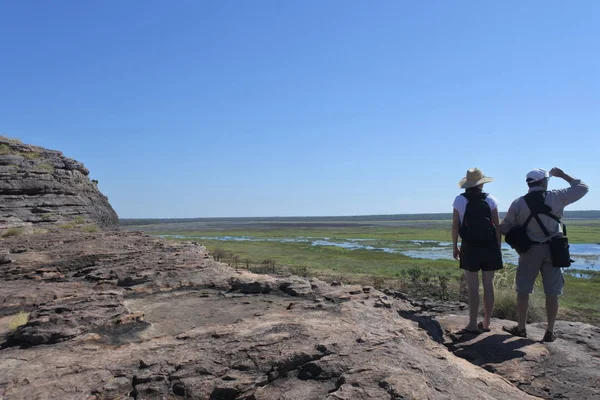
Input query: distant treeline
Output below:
<box><xmin>119</xmin><ymin>210</ymin><xmax>600</xmax><ymax>226</ymax></box>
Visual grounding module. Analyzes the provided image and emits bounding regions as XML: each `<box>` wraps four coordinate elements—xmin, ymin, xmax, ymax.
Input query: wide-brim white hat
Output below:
<box><xmin>458</xmin><ymin>168</ymin><xmax>493</xmax><ymax>189</ymax></box>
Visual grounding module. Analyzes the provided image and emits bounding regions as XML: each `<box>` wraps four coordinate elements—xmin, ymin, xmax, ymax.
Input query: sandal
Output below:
<box><xmin>502</xmin><ymin>325</ymin><xmax>527</xmax><ymax>338</ymax></box>
<box><xmin>542</xmin><ymin>331</ymin><xmax>557</xmax><ymax>342</ymax></box>
<box><xmin>477</xmin><ymin>322</ymin><xmax>491</xmax><ymax>332</ymax></box>
<box><xmin>456</xmin><ymin>327</ymin><xmax>482</xmax><ymax>335</ymax></box>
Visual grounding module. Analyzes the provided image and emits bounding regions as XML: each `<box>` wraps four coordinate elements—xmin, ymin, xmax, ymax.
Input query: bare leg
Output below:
<box><xmin>481</xmin><ymin>271</ymin><xmax>495</xmax><ymax>329</ymax></box>
<box><xmin>464</xmin><ymin>271</ymin><xmax>480</xmax><ymax>330</ymax></box>
<box><xmin>517</xmin><ymin>293</ymin><xmax>529</xmax><ymax>331</ymax></box>
<box><xmin>546</xmin><ymin>295</ymin><xmax>559</xmax><ymax>333</ymax></box>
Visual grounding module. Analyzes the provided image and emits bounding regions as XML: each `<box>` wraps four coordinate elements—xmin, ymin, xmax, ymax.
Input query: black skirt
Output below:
<box><xmin>459</xmin><ymin>242</ymin><xmax>503</xmax><ymax>272</ymax></box>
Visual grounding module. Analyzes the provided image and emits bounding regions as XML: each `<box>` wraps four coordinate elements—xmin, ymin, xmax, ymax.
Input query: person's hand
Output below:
<box><xmin>550</xmin><ymin>167</ymin><xmax>566</xmax><ymax>179</ymax></box>
<box><xmin>453</xmin><ymin>245</ymin><xmax>460</xmax><ymax>260</ymax></box>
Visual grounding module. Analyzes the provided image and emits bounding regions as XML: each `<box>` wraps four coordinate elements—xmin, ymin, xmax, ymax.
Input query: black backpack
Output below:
<box><xmin>459</xmin><ymin>192</ymin><xmax>496</xmax><ymax>246</ymax></box>
<box><xmin>505</xmin><ymin>191</ymin><xmax>572</xmax><ymax>267</ymax></box>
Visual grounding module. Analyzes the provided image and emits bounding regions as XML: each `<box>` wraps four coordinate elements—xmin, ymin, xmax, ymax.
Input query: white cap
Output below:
<box><xmin>526</xmin><ymin>168</ymin><xmax>549</xmax><ymax>183</ymax></box>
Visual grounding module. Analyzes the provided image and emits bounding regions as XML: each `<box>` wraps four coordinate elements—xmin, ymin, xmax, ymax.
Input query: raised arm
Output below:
<box><xmin>550</xmin><ymin>167</ymin><xmax>589</xmax><ymax>206</ymax></box>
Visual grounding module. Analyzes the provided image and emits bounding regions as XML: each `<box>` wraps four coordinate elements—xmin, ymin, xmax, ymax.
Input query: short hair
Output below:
<box><xmin>527</xmin><ymin>178</ymin><xmax>547</xmax><ymax>188</ymax></box>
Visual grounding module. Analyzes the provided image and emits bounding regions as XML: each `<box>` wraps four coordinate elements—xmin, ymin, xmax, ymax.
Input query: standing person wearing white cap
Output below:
<box><xmin>452</xmin><ymin>168</ymin><xmax>503</xmax><ymax>334</ymax></box>
<box><xmin>501</xmin><ymin>168</ymin><xmax>589</xmax><ymax>342</ymax></box>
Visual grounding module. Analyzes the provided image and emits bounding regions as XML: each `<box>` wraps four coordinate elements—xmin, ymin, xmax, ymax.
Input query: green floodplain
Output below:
<box><xmin>122</xmin><ymin>215</ymin><xmax>600</xmax><ymax>325</ymax></box>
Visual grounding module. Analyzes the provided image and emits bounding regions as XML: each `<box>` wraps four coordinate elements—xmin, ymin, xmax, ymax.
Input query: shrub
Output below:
<box><xmin>492</xmin><ymin>286</ymin><xmax>545</xmax><ymax>322</ymax></box>
<box><xmin>492</xmin><ymin>263</ymin><xmax>544</xmax><ymax>322</ymax></box>
<box><xmin>0</xmin><ymin>144</ymin><xmax>11</xmax><ymax>155</ymax></box>
<box><xmin>261</xmin><ymin>259</ymin><xmax>277</xmax><ymax>273</ymax></box>
<box><xmin>494</xmin><ymin>263</ymin><xmax>518</xmax><ymax>289</ymax></box>
<box><xmin>398</xmin><ymin>269</ymin><xmax>409</xmax><ymax>285</ymax></box>
<box><xmin>407</xmin><ymin>266</ymin><xmax>422</xmax><ymax>284</ymax></box>
<box><xmin>9</xmin><ymin>311</ymin><xmax>29</xmax><ymax>330</ymax></box>
<box><xmin>372</xmin><ymin>276</ymin><xmax>386</xmax><ymax>289</ymax></box>
<box><xmin>38</xmin><ymin>164</ymin><xmax>55</xmax><ymax>173</ymax></box>
<box><xmin>243</xmin><ymin>258</ymin><xmax>252</xmax><ymax>269</ymax></box>
<box><xmin>422</xmin><ymin>268</ymin><xmax>433</xmax><ymax>285</ymax></box>
<box><xmin>74</xmin><ymin>216</ymin><xmax>86</xmax><ymax>225</ymax></box>
<box><xmin>0</xmin><ymin>135</ymin><xmax>22</xmax><ymax>143</ymax></box>
<box><xmin>437</xmin><ymin>272</ymin><xmax>451</xmax><ymax>300</ymax></box>
<box><xmin>83</xmin><ymin>225</ymin><xmax>100</xmax><ymax>233</ymax></box>
<box><xmin>20</xmin><ymin>151</ymin><xmax>40</xmax><ymax>159</ymax></box>
<box><xmin>212</xmin><ymin>248</ymin><xmax>227</xmax><ymax>261</ymax></box>
<box><xmin>1</xmin><ymin>228</ymin><xmax>23</xmax><ymax>238</ymax></box>
<box><xmin>291</xmin><ymin>265</ymin><xmax>310</xmax><ymax>277</ymax></box>
<box><xmin>59</xmin><ymin>223</ymin><xmax>76</xmax><ymax>230</ymax></box>
<box><xmin>456</xmin><ymin>273</ymin><xmax>468</xmax><ymax>302</ymax></box>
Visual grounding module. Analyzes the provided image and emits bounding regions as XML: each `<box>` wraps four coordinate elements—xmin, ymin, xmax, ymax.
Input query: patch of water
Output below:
<box><xmin>160</xmin><ymin>235</ymin><xmax>600</xmax><ymax>272</ymax></box>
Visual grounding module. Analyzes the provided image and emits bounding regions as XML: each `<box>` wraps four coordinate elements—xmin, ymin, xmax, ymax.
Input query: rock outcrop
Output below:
<box><xmin>0</xmin><ymin>136</ymin><xmax>118</xmax><ymax>231</ymax></box>
<box><xmin>0</xmin><ymin>230</ymin><xmax>547</xmax><ymax>400</ymax></box>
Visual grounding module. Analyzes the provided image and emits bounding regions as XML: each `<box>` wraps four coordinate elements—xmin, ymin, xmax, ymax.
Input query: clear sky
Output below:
<box><xmin>1</xmin><ymin>1</ymin><xmax>598</xmax><ymax>218</ymax></box>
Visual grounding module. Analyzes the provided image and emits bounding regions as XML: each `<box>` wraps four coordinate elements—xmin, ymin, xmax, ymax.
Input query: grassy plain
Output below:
<box><xmin>140</xmin><ymin>219</ymin><xmax>600</xmax><ymax>244</ymax></box>
<box><xmin>125</xmin><ymin>218</ymin><xmax>600</xmax><ymax>325</ymax></box>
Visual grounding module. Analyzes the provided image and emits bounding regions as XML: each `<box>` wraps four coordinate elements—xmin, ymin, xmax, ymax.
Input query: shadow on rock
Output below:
<box><xmin>398</xmin><ymin>310</ymin><xmax>444</xmax><ymax>343</ymax></box>
<box><xmin>446</xmin><ymin>334</ymin><xmax>535</xmax><ymax>366</ymax></box>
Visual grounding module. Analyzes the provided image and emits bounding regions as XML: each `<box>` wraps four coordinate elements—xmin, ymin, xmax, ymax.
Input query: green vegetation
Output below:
<box><xmin>40</xmin><ymin>213</ymin><xmax>55</xmax><ymax>221</ymax></box>
<box><xmin>0</xmin><ymin>144</ymin><xmax>11</xmax><ymax>155</ymax></box>
<box><xmin>197</xmin><ymin>236</ymin><xmax>599</xmax><ymax>323</ymax></box>
<box><xmin>74</xmin><ymin>216</ymin><xmax>86</xmax><ymax>225</ymax></box>
<box><xmin>562</xmin><ymin>223</ymin><xmax>600</xmax><ymax>244</ymax></box>
<box><xmin>131</xmin><ymin>217</ymin><xmax>600</xmax><ymax>325</ymax></box>
<box><xmin>153</xmin><ymin>221</ymin><xmax>599</xmax><ymax>244</ymax></box>
<box><xmin>83</xmin><ymin>224</ymin><xmax>100</xmax><ymax>233</ymax></box>
<box><xmin>8</xmin><ymin>311</ymin><xmax>29</xmax><ymax>330</ymax></box>
<box><xmin>59</xmin><ymin>223</ymin><xmax>76</xmax><ymax>230</ymax></box>
<box><xmin>196</xmin><ymin>238</ymin><xmax>457</xmax><ymax>277</ymax></box>
<box><xmin>1</xmin><ymin>228</ymin><xmax>23</xmax><ymax>238</ymax></box>
<box><xmin>0</xmin><ymin>135</ymin><xmax>22</xmax><ymax>144</ymax></box>
<box><xmin>38</xmin><ymin>164</ymin><xmax>55</xmax><ymax>173</ymax></box>
<box><xmin>492</xmin><ymin>264</ymin><xmax>545</xmax><ymax>322</ymax></box>
<box><xmin>20</xmin><ymin>151</ymin><xmax>40</xmax><ymax>159</ymax></box>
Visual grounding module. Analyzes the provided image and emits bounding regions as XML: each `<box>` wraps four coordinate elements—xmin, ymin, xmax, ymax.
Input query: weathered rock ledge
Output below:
<box><xmin>0</xmin><ymin>230</ymin><xmax>597</xmax><ymax>400</ymax></box>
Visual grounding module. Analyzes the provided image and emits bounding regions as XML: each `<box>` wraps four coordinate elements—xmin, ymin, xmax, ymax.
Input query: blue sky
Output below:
<box><xmin>1</xmin><ymin>1</ymin><xmax>598</xmax><ymax>218</ymax></box>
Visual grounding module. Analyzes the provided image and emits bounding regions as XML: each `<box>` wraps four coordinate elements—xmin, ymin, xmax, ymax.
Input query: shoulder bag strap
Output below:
<box><xmin>524</xmin><ymin>192</ymin><xmax>554</xmax><ymax>240</ymax></box>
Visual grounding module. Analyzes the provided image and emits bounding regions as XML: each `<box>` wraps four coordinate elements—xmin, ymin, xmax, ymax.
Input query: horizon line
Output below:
<box><xmin>118</xmin><ymin>209</ymin><xmax>600</xmax><ymax>220</ymax></box>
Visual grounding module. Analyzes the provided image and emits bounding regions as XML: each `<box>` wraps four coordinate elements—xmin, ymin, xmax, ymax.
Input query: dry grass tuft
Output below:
<box><xmin>9</xmin><ymin>311</ymin><xmax>29</xmax><ymax>330</ymax></box>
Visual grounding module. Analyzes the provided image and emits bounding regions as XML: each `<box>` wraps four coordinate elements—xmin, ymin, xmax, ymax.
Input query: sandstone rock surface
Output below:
<box><xmin>437</xmin><ymin>315</ymin><xmax>600</xmax><ymax>400</ymax></box>
<box><xmin>0</xmin><ymin>230</ymin><xmax>546</xmax><ymax>400</ymax></box>
<box><xmin>0</xmin><ymin>136</ymin><xmax>118</xmax><ymax>230</ymax></box>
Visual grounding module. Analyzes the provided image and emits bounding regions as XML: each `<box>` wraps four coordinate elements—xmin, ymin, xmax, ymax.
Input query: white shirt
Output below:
<box><xmin>453</xmin><ymin>193</ymin><xmax>499</xmax><ymax>224</ymax></box>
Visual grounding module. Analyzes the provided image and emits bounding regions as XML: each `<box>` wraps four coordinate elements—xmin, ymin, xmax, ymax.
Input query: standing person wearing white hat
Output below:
<box><xmin>501</xmin><ymin>168</ymin><xmax>589</xmax><ymax>342</ymax></box>
<box><xmin>452</xmin><ymin>168</ymin><xmax>503</xmax><ymax>334</ymax></box>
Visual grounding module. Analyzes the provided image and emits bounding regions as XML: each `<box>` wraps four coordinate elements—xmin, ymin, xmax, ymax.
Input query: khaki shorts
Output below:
<box><xmin>516</xmin><ymin>243</ymin><xmax>564</xmax><ymax>295</ymax></box>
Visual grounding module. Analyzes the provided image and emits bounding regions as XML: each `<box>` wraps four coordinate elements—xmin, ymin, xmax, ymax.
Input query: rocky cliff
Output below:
<box><xmin>0</xmin><ymin>136</ymin><xmax>118</xmax><ymax>230</ymax></box>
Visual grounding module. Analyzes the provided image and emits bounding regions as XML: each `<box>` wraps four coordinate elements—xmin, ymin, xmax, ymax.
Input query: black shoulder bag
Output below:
<box><xmin>504</xmin><ymin>209</ymin><xmax>536</xmax><ymax>255</ymax></box>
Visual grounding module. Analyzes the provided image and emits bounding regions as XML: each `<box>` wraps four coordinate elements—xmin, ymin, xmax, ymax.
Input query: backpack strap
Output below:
<box><xmin>523</xmin><ymin>191</ymin><xmax>565</xmax><ymax>240</ymax></box>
